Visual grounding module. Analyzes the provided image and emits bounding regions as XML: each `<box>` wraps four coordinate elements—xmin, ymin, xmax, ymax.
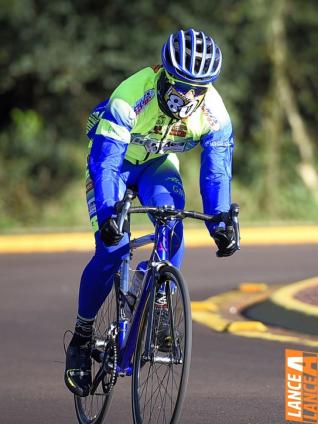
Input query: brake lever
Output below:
<box><xmin>116</xmin><ymin>190</ymin><xmax>136</xmax><ymax>234</ymax></box>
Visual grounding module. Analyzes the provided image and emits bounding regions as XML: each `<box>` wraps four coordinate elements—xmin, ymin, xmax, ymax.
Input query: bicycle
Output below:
<box><xmin>73</xmin><ymin>189</ymin><xmax>240</xmax><ymax>424</ymax></box>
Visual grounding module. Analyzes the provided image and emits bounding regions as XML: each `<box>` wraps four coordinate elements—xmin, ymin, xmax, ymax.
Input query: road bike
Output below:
<box><xmin>73</xmin><ymin>190</ymin><xmax>240</xmax><ymax>424</ymax></box>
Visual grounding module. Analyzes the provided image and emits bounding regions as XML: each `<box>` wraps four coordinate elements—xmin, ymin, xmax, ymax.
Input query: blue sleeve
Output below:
<box><xmin>88</xmin><ymin>135</ymin><xmax>128</xmax><ymax>225</ymax></box>
<box><xmin>200</xmin><ymin>121</ymin><xmax>234</xmax><ymax>235</ymax></box>
<box><xmin>87</xmin><ymin>98</ymin><xmax>136</xmax><ymax>226</ymax></box>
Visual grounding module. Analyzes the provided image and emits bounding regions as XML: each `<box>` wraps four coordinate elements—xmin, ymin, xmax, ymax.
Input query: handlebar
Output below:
<box><xmin>115</xmin><ymin>190</ymin><xmax>240</xmax><ymax>250</ymax></box>
<box><xmin>128</xmin><ymin>206</ymin><xmax>228</xmax><ymax>222</ymax></box>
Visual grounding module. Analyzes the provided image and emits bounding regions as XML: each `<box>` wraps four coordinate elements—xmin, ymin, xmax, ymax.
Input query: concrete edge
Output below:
<box><xmin>191</xmin><ymin>279</ymin><xmax>318</xmax><ymax>347</ymax></box>
<box><xmin>191</xmin><ymin>284</ymin><xmax>271</xmax><ymax>335</ymax></box>
<box><xmin>1</xmin><ymin>225</ymin><xmax>318</xmax><ymax>253</ymax></box>
<box><xmin>270</xmin><ymin>276</ymin><xmax>318</xmax><ymax>317</ymax></box>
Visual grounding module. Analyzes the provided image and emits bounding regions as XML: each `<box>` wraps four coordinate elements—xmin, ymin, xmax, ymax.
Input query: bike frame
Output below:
<box><xmin>115</xmin><ymin>221</ymin><xmax>171</xmax><ymax>376</ymax></box>
<box><xmin>110</xmin><ymin>193</ymin><xmax>239</xmax><ymax>378</ymax></box>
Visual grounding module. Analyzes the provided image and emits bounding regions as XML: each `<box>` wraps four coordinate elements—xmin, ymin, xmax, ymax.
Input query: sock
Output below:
<box><xmin>70</xmin><ymin>315</ymin><xmax>94</xmax><ymax>346</ymax></box>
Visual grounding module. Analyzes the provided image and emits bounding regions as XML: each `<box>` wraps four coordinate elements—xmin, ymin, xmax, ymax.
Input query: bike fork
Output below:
<box><xmin>143</xmin><ymin>267</ymin><xmax>156</xmax><ymax>360</ymax></box>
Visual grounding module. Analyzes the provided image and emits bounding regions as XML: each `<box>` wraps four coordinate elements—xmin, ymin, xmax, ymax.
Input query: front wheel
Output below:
<box><xmin>132</xmin><ymin>265</ymin><xmax>192</xmax><ymax>424</ymax></box>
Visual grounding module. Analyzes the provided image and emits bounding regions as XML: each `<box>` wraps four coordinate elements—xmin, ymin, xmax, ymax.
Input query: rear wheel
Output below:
<box><xmin>74</xmin><ymin>282</ymin><xmax>118</xmax><ymax>424</ymax></box>
<box><xmin>132</xmin><ymin>265</ymin><xmax>192</xmax><ymax>424</ymax></box>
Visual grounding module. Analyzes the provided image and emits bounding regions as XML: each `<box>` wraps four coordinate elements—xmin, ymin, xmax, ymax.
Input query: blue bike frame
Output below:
<box><xmin>112</xmin><ymin>196</ymin><xmax>239</xmax><ymax>377</ymax></box>
<box><xmin>115</xmin><ymin>223</ymin><xmax>171</xmax><ymax>376</ymax></box>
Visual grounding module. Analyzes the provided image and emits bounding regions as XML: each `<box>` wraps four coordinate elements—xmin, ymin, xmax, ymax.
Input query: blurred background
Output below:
<box><xmin>1</xmin><ymin>0</ymin><xmax>317</xmax><ymax>232</ymax></box>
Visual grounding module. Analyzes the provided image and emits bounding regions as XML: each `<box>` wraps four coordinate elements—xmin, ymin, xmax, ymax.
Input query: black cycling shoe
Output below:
<box><xmin>64</xmin><ymin>341</ymin><xmax>92</xmax><ymax>397</ymax></box>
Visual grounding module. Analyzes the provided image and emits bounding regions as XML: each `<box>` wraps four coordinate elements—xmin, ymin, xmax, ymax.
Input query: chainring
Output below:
<box><xmin>101</xmin><ymin>337</ymin><xmax>118</xmax><ymax>394</ymax></box>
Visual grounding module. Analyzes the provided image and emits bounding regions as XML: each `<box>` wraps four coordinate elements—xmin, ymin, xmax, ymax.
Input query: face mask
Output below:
<box><xmin>164</xmin><ymin>76</ymin><xmax>207</xmax><ymax>119</ymax></box>
<box><xmin>161</xmin><ymin>73</ymin><xmax>208</xmax><ymax>119</ymax></box>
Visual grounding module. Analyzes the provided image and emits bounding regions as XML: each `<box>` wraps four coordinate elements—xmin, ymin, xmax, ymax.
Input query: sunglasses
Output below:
<box><xmin>165</xmin><ymin>72</ymin><xmax>208</xmax><ymax>97</ymax></box>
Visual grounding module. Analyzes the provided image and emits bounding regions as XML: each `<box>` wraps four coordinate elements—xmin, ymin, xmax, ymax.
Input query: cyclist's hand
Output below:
<box><xmin>100</xmin><ymin>218</ymin><xmax>123</xmax><ymax>246</ymax></box>
<box><xmin>213</xmin><ymin>226</ymin><xmax>238</xmax><ymax>257</ymax></box>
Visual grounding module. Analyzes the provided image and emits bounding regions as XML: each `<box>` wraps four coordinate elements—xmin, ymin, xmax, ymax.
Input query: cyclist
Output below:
<box><xmin>65</xmin><ymin>28</ymin><xmax>239</xmax><ymax>397</ymax></box>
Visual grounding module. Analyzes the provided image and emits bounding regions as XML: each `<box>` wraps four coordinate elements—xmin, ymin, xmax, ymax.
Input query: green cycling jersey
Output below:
<box><xmin>87</xmin><ymin>65</ymin><xmax>232</xmax><ymax>166</ymax></box>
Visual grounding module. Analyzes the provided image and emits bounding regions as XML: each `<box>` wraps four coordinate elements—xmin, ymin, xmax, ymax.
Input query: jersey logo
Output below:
<box><xmin>153</xmin><ymin>117</ymin><xmax>187</xmax><ymax>137</ymax></box>
<box><xmin>130</xmin><ymin>136</ymin><xmax>198</xmax><ymax>154</ymax></box>
<box><xmin>86</xmin><ymin>111</ymin><xmax>102</xmax><ymax>134</ymax></box>
<box><xmin>153</xmin><ymin>115</ymin><xmax>165</xmax><ymax>134</ymax></box>
<box><xmin>134</xmin><ymin>89</ymin><xmax>155</xmax><ymax>115</ymax></box>
<box><xmin>202</xmin><ymin>105</ymin><xmax>220</xmax><ymax>131</ymax></box>
<box><xmin>170</xmin><ymin>121</ymin><xmax>187</xmax><ymax>137</ymax></box>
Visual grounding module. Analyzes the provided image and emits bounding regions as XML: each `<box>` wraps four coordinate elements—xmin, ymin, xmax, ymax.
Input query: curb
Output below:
<box><xmin>191</xmin><ymin>278</ymin><xmax>318</xmax><ymax>347</ymax></box>
<box><xmin>191</xmin><ymin>283</ymin><xmax>271</xmax><ymax>334</ymax></box>
<box><xmin>244</xmin><ymin>277</ymin><xmax>318</xmax><ymax>336</ymax></box>
<box><xmin>1</xmin><ymin>226</ymin><xmax>318</xmax><ymax>253</ymax></box>
<box><xmin>271</xmin><ymin>276</ymin><xmax>318</xmax><ymax>317</ymax></box>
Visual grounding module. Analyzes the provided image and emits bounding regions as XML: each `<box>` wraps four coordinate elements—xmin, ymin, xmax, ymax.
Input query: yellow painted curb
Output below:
<box><xmin>227</xmin><ymin>321</ymin><xmax>268</xmax><ymax>333</ymax></box>
<box><xmin>0</xmin><ymin>231</ymin><xmax>145</xmax><ymax>254</ymax></box>
<box><xmin>271</xmin><ymin>276</ymin><xmax>318</xmax><ymax>317</ymax></box>
<box><xmin>230</xmin><ymin>330</ymin><xmax>318</xmax><ymax>348</ymax></box>
<box><xmin>0</xmin><ymin>225</ymin><xmax>318</xmax><ymax>253</ymax></box>
<box><xmin>0</xmin><ymin>233</ymin><xmax>94</xmax><ymax>254</ymax></box>
<box><xmin>191</xmin><ymin>277</ymin><xmax>318</xmax><ymax>347</ymax></box>
<box><xmin>184</xmin><ymin>226</ymin><xmax>318</xmax><ymax>247</ymax></box>
<box><xmin>239</xmin><ymin>283</ymin><xmax>268</xmax><ymax>293</ymax></box>
<box><xmin>241</xmin><ymin>226</ymin><xmax>318</xmax><ymax>246</ymax></box>
<box><xmin>191</xmin><ymin>311</ymin><xmax>230</xmax><ymax>332</ymax></box>
<box><xmin>191</xmin><ymin>301</ymin><xmax>218</xmax><ymax>312</ymax></box>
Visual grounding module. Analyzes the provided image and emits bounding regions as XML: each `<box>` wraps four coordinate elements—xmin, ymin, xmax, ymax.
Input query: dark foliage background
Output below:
<box><xmin>1</xmin><ymin>0</ymin><xmax>317</xmax><ymax>229</ymax></box>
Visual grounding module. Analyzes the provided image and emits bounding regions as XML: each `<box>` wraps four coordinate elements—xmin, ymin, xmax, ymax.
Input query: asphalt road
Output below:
<box><xmin>1</xmin><ymin>244</ymin><xmax>318</xmax><ymax>424</ymax></box>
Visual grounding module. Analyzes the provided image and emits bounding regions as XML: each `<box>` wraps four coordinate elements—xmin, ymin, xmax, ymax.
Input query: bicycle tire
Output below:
<box><xmin>132</xmin><ymin>265</ymin><xmax>192</xmax><ymax>424</ymax></box>
<box><xmin>74</xmin><ymin>281</ymin><xmax>118</xmax><ymax>424</ymax></box>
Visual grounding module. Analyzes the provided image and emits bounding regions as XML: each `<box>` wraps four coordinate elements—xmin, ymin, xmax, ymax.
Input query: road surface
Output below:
<box><xmin>1</xmin><ymin>244</ymin><xmax>317</xmax><ymax>423</ymax></box>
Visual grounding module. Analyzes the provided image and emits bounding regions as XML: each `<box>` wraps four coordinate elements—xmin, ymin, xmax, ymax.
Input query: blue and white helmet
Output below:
<box><xmin>161</xmin><ymin>28</ymin><xmax>222</xmax><ymax>85</ymax></box>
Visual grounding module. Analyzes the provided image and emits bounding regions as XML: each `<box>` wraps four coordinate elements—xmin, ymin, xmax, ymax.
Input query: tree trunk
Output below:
<box><xmin>269</xmin><ymin>0</ymin><xmax>318</xmax><ymax>203</ymax></box>
<box><xmin>261</xmin><ymin>85</ymin><xmax>283</xmax><ymax>216</ymax></box>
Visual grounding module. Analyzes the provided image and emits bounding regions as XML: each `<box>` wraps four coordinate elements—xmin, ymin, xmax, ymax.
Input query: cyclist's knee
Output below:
<box><xmin>148</xmin><ymin>189</ymin><xmax>185</xmax><ymax>210</ymax></box>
